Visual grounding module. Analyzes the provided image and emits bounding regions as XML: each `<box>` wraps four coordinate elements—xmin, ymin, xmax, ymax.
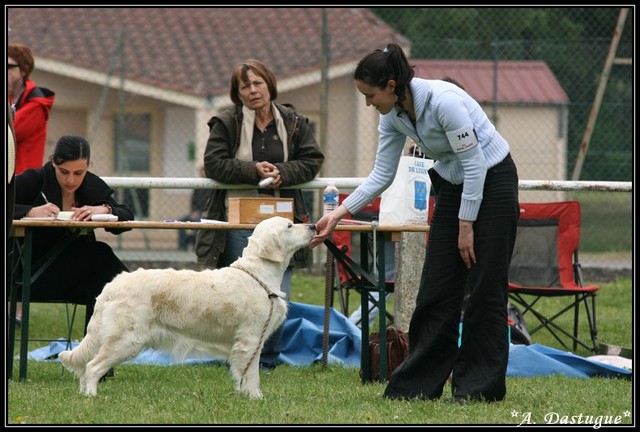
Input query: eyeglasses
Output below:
<box><xmin>8</xmin><ymin>64</ymin><xmax>19</xmax><ymax>69</ymax></box>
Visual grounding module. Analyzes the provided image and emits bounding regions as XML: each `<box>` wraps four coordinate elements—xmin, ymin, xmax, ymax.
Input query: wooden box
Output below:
<box><xmin>228</xmin><ymin>197</ymin><xmax>294</xmax><ymax>224</ymax></box>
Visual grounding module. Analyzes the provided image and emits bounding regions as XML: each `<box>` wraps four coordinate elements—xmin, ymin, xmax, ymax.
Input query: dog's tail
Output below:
<box><xmin>58</xmin><ymin>303</ymin><xmax>104</xmax><ymax>375</ymax></box>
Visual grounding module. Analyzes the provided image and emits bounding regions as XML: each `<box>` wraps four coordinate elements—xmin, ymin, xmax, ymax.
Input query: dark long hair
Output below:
<box><xmin>52</xmin><ymin>134</ymin><xmax>91</xmax><ymax>165</ymax></box>
<box><xmin>354</xmin><ymin>43</ymin><xmax>415</xmax><ymax>109</ymax></box>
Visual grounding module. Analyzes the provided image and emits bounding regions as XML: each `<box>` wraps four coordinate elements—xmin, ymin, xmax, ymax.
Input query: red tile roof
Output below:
<box><xmin>411</xmin><ymin>60</ymin><xmax>568</xmax><ymax>104</ymax></box>
<box><xmin>8</xmin><ymin>8</ymin><xmax>566</xmax><ymax>105</ymax></box>
<box><xmin>8</xmin><ymin>7</ymin><xmax>410</xmax><ymax>97</ymax></box>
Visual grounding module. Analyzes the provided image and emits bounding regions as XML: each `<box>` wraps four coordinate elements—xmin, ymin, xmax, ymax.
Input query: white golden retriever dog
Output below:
<box><xmin>59</xmin><ymin>216</ymin><xmax>315</xmax><ymax>399</ymax></box>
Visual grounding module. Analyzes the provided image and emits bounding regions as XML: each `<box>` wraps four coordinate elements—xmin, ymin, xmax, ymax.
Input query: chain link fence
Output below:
<box><xmin>370</xmin><ymin>8</ymin><xmax>632</xmax><ymax>268</ymax></box>
<box><xmin>9</xmin><ymin>7</ymin><xmax>632</xmax><ymax>270</ymax></box>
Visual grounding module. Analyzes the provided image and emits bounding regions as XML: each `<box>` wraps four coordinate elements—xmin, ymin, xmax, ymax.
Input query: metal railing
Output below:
<box><xmin>102</xmin><ymin>177</ymin><xmax>632</xmax><ymax>192</ymax></box>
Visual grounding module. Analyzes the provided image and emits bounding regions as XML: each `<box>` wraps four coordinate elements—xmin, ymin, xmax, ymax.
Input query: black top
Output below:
<box><xmin>13</xmin><ymin>162</ymin><xmax>134</xmax><ymax>259</ymax></box>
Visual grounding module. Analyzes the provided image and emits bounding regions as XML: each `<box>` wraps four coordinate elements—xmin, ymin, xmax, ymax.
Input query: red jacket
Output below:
<box><xmin>12</xmin><ymin>79</ymin><xmax>55</xmax><ymax>174</ymax></box>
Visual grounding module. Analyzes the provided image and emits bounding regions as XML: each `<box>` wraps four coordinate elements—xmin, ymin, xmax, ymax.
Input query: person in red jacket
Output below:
<box><xmin>8</xmin><ymin>43</ymin><xmax>55</xmax><ymax>175</ymax></box>
<box><xmin>8</xmin><ymin>43</ymin><xmax>55</xmax><ymax>323</ymax></box>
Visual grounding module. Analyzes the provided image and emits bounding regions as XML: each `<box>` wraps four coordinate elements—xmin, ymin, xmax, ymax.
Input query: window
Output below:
<box><xmin>114</xmin><ymin>113</ymin><xmax>151</xmax><ymax>173</ymax></box>
<box><xmin>114</xmin><ymin>113</ymin><xmax>152</xmax><ymax>217</ymax></box>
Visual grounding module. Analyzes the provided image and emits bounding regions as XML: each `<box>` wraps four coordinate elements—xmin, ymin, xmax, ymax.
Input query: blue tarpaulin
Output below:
<box><xmin>280</xmin><ymin>301</ymin><xmax>361</xmax><ymax>367</ymax></box>
<box><xmin>507</xmin><ymin>343</ymin><xmax>631</xmax><ymax>379</ymax></box>
<box><xmin>27</xmin><ymin>302</ymin><xmax>631</xmax><ymax>379</ymax></box>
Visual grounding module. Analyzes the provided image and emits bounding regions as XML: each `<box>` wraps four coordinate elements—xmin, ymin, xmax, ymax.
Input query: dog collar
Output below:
<box><xmin>230</xmin><ymin>263</ymin><xmax>286</xmax><ymax>300</ymax></box>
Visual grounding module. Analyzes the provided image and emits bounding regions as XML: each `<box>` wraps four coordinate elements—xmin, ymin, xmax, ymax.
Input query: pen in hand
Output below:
<box><xmin>40</xmin><ymin>191</ymin><xmax>58</xmax><ymax>218</ymax></box>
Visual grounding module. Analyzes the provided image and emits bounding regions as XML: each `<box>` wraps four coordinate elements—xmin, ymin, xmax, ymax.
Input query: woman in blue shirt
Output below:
<box><xmin>312</xmin><ymin>43</ymin><xmax>519</xmax><ymax>403</ymax></box>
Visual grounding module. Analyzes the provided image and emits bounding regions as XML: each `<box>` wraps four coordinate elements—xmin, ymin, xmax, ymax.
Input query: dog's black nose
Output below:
<box><xmin>306</xmin><ymin>223</ymin><xmax>316</xmax><ymax>231</ymax></box>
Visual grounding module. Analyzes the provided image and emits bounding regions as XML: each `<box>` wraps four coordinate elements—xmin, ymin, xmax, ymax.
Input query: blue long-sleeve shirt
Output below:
<box><xmin>344</xmin><ymin>78</ymin><xmax>510</xmax><ymax>222</ymax></box>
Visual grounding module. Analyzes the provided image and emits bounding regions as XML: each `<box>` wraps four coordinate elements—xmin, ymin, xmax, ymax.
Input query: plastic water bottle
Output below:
<box><xmin>323</xmin><ymin>184</ymin><xmax>339</xmax><ymax>216</ymax></box>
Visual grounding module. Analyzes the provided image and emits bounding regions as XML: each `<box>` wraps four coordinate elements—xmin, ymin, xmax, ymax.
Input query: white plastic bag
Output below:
<box><xmin>379</xmin><ymin>155</ymin><xmax>433</xmax><ymax>225</ymax></box>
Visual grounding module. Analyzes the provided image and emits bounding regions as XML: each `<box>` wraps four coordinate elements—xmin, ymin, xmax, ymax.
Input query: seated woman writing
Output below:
<box><xmin>12</xmin><ymin>134</ymin><xmax>134</xmax><ymax>333</ymax></box>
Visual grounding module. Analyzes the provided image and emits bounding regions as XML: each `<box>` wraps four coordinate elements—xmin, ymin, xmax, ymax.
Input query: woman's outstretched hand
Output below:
<box><xmin>311</xmin><ymin>206</ymin><xmax>347</xmax><ymax>248</ymax></box>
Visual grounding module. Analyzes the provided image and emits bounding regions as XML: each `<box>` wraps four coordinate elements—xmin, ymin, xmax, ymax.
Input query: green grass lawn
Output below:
<box><xmin>7</xmin><ymin>274</ymin><xmax>633</xmax><ymax>425</ymax></box>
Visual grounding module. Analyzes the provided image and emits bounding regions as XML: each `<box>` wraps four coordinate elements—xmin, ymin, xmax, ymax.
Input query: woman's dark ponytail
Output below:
<box><xmin>354</xmin><ymin>43</ymin><xmax>415</xmax><ymax>109</ymax></box>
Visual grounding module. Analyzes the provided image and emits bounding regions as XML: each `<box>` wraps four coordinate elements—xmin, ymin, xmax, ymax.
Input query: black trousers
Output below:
<box><xmin>384</xmin><ymin>154</ymin><xmax>519</xmax><ymax>401</ymax></box>
<box><xmin>6</xmin><ymin>175</ymin><xmax>15</xmax><ymax>298</ymax></box>
<box><xmin>14</xmin><ymin>239</ymin><xmax>128</xmax><ymax>333</ymax></box>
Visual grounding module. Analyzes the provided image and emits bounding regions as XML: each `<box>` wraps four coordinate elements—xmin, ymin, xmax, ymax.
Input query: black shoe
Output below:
<box><xmin>99</xmin><ymin>368</ymin><xmax>115</xmax><ymax>382</ymax></box>
<box><xmin>259</xmin><ymin>362</ymin><xmax>277</xmax><ymax>372</ymax></box>
<box><xmin>453</xmin><ymin>395</ymin><xmax>499</xmax><ymax>404</ymax></box>
<box><xmin>452</xmin><ymin>396</ymin><xmax>471</xmax><ymax>405</ymax></box>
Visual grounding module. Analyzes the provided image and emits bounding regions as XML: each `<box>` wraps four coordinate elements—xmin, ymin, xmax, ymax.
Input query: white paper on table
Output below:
<box><xmin>199</xmin><ymin>218</ymin><xmax>229</xmax><ymax>224</ymax></box>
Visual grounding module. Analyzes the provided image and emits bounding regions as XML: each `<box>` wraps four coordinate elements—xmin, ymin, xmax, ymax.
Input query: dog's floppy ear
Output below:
<box><xmin>251</xmin><ymin>230</ymin><xmax>286</xmax><ymax>262</ymax></box>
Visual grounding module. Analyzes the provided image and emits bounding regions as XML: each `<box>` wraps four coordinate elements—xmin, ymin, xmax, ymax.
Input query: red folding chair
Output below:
<box><xmin>508</xmin><ymin>201</ymin><xmax>599</xmax><ymax>353</ymax></box>
<box><xmin>332</xmin><ymin>195</ymin><xmax>436</xmax><ymax>325</ymax></box>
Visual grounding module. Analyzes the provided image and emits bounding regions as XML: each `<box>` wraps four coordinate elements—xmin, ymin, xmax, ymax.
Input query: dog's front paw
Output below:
<box><xmin>80</xmin><ymin>389</ymin><xmax>98</xmax><ymax>397</ymax></box>
<box><xmin>81</xmin><ymin>383</ymin><xmax>99</xmax><ymax>397</ymax></box>
<box><xmin>248</xmin><ymin>390</ymin><xmax>264</xmax><ymax>400</ymax></box>
<box><xmin>237</xmin><ymin>388</ymin><xmax>264</xmax><ymax>399</ymax></box>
